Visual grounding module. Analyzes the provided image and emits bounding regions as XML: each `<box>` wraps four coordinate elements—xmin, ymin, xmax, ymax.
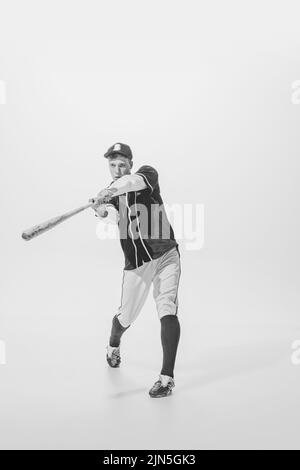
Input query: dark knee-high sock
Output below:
<box><xmin>109</xmin><ymin>315</ymin><xmax>130</xmax><ymax>347</ymax></box>
<box><xmin>160</xmin><ymin>314</ymin><xmax>180</xmax><ymax>378</ymax></box>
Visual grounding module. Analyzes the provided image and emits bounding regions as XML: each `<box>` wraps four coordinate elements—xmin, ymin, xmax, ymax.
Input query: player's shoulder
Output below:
<box><xmin>135</xmin><ymin>165</ymin><xmax>159</xmax><ymax>193</ymax></box>
<box><xmin>136</xmin><ymin>165</ymin><xmax>158</xmax><ymax>175</ymax></box>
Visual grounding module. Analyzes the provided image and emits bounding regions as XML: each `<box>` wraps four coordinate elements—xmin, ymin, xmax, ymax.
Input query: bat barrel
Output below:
<box><xmin>22</xmin><ymin>202</ymin><xmax>93</xmax><ymax>241</ymax></box>
<box><xmin>22</xmin><ymin>232</ymin><xmax>34</xmax><ymax>241</ymax></box>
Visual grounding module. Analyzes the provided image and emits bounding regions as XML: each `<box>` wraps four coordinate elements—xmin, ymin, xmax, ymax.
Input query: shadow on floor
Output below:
<box><xmin>106</xmin><ymin>338</ymin><xmax>291</xmax><ymax>397</ymax></box>
<box><xmin>109</xmin><ymin>388</ymin><xmax>148</xmax><ymax>399</ymax></box>
<box><xmin>105</xmin><ymin>366</ymin><xmax>149</xmax><ymax>398</ymax></box>
<box><xmin>176</xmin><ymin>338</ymin><xmax>289</xmax><ymax>392</ymax></box>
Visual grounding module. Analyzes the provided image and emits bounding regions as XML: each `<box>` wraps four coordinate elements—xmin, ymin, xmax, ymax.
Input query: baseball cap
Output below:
<box><xmin>104</xmin><ymin>142</ymin><xmax>133</xmax><ymax>160</ymax></box>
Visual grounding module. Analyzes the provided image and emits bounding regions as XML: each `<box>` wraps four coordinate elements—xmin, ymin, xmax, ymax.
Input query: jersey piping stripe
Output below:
<box><xmin>126</xmin><ymin>193</ymin><xmax>138</xmax><ymax>269</ymax></box>
<box><xmin>135</xmin><ymin>173</ymin><xmax>154</xmax><ymax>193</ymax></box>
<box><xmin>134</xmin><ymin>192</ymin><xmax>153</xmax><ymax>262</ymax></box>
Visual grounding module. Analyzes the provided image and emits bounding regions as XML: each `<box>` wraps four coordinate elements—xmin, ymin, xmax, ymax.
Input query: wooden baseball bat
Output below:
<box><xmin>22</xmin><ymin>202</ymin><xmax>94</xmax><ymax>241</ymax></box>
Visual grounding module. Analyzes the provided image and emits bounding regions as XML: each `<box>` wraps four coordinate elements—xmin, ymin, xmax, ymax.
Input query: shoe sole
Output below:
<box><xmin>149</xmin><ymin>390</ymin><xmax>173</xmax><ymax>398</ymax></box>
<box><xmin>106</xmin><ymin>355</ymin><xmax>121</xmax><ymax>368</ymax></box>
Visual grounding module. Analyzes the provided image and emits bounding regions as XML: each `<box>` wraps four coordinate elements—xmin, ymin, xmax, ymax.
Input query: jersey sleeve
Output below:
<box><xmin>135</xmin><ymin>165</ymin><xmax>158</xmax><ymax>193</ymax></box>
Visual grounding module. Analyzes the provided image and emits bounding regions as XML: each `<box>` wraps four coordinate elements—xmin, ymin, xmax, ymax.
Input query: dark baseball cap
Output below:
<box><xmin>104</xmin><ymin>143</ymin><xmax>133</xmax><ymax>160</ymax></box>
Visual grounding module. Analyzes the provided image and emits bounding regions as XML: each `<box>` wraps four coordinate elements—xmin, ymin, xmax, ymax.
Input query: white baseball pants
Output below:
<box><xmin>117</xmin><ymin>247</ymin><xmax>181</xmax><ymax>328</ymax></box>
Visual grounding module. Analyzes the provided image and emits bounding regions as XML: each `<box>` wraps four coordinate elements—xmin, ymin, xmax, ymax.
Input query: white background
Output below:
<box><xmin>1</xmin><ymin>0</ymin><xmax>300</xmax><ymax>450</ymax></box>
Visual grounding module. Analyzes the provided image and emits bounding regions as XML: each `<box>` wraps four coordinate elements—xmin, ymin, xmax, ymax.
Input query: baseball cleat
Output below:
<box><xmin>106</xmin><ymin>345</ymin><xmax>121</xmax><ymax>368</ymax></box>
<box><xmin>149</xmin><ymin>375</ymin><xmax>175</xmax><ymax>398</ymax></box>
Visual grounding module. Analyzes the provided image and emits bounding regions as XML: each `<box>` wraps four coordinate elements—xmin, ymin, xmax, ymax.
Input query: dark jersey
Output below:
<box><xmin>109</xmin><ymin>165</ymin><xmax>178</xmax><ymax>270</ymax></box>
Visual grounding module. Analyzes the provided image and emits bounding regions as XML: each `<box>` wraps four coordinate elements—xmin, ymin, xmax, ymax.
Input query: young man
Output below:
<box><xmin>90</xmin><ymin>143</ymin><xmax>181</xmax><ymax>398</ymax></box>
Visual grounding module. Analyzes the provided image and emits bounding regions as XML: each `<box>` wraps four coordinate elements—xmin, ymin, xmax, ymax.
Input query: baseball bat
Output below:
<box><xmin>22</xmin><ymin>202</ymin><xmax>94</xmax><ymax>241</ymax></box>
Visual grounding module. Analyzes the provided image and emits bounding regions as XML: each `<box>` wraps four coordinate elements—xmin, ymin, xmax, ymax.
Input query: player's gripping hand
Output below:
<box><xmin>95</xmin><ymin>205</ymin><xmax>109</xmax><ymax>218</ymax></box>
<box><xmin>90</xmin><ymin>188</ymin><xmax>117</xmax><ymax>206</ymax></box>
<box><xmin>89</xmin><ymin>187</ymin><xmax>118</xmax><ymax>217</ymax></box>
<box><xmin>89</xmin><ymin>198</ymin><xmax>109</xmax><ymax>218</ymax></box>
<box><xmin>89</xmin><ymin>189</ymin><xmax>111</xmax><ymax>211</ymax></box>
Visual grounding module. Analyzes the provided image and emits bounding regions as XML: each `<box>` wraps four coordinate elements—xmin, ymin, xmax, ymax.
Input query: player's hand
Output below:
<box><xmin>88</xmin><ymin>198</ymin><xmax>108</xmax><ymax>217</ymax></box>
<box><xmin>89</xmin><ymin>188</ymin><xmax>116</xmax><ymax>207</ymax></box>
<box><xmin>97</xmin><ymin>188</ymin><xmax>118</xmax><ymax>202</ymax></box>
<box><xmin>95</xmin><ymin>205</ymin><xmax>109</xmax><ymax>218</ymax></box>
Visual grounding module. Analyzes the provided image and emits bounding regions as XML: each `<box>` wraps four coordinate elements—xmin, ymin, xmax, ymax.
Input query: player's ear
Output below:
<box><xmin>129</xmin><ymin>160</ymin><xmax>133</xmax><ymax>169</ymax></box>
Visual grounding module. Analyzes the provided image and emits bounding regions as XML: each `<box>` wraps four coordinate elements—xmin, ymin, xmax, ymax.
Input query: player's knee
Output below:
<box><xmin>114</xmin><ymin>314</ymin><xmax>131</xmax><ymax>330</ymax></box>
<box><xmin>159</xmin><ymin>312</ymin><xmax>178</xmax><ymax>322</ymax></box>
<box><xmin>157</xmin><ymin>301</ymin><xmax>178</xmax><ymax>320</ymax></box>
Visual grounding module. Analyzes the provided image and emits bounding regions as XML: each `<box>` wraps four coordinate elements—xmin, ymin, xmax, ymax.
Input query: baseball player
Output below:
<box><xmin>90</xmin><ymin>143</ymin><xmax>181</xmax><ymax>398</ymax></box>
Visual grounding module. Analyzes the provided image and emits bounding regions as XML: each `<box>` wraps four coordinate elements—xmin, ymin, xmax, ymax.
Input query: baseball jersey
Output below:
<box><xmin>109</xmin><ymin>165</ymin><xmax>178</xmax><ymax>271</ymax></box>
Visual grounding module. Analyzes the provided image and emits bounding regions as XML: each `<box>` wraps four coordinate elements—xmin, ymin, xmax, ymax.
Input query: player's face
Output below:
<box><xmin>108</xmin><ymin>155</ymin><xmax>133</xmax><ymax>181</ymax></box>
